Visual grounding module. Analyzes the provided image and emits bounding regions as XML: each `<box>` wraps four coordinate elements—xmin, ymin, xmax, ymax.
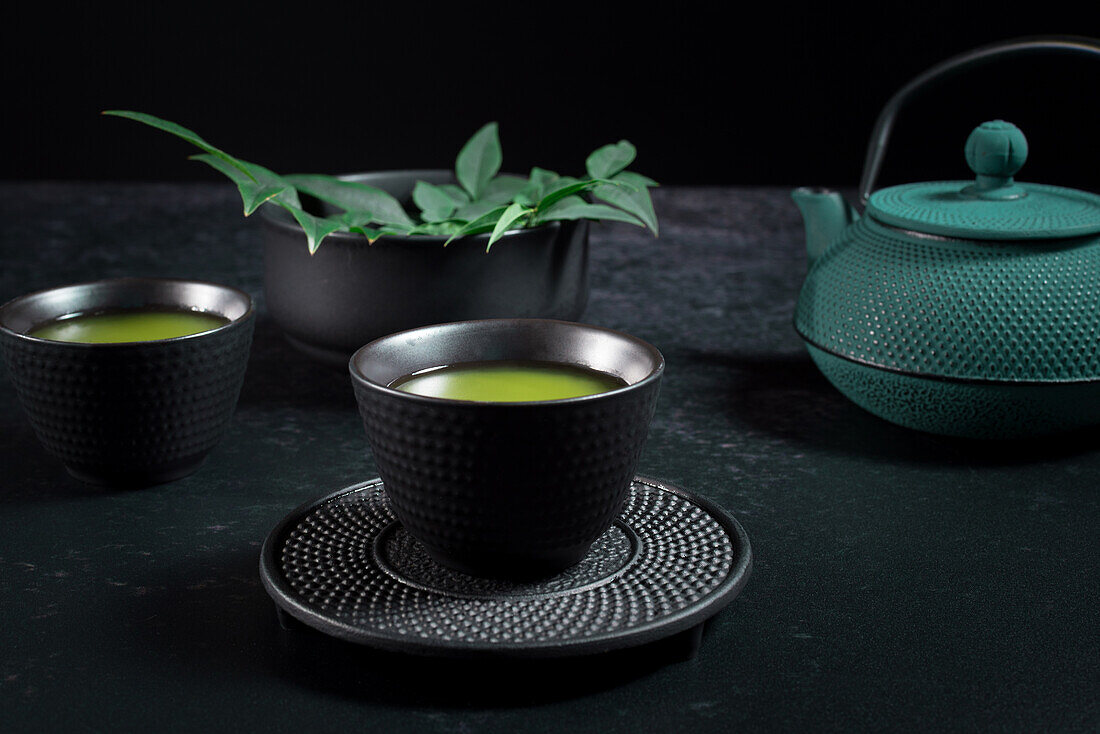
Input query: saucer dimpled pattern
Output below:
<box><xmin>796</xmin><ymin>217</ymin><xmax>1100</xmax><ymax>382</ymax></box>
<box><xmin>278</xmin><ymin>478</ymin><xmax>736</xmax><ymax>647</ymax></box>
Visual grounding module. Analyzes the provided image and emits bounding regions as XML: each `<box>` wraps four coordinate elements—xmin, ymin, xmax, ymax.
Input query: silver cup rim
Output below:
<box><xmin>0</xmin><ymin>276</ymin><xmax>254</xmax><ymax>348</ymax></box>
<box><xmin>348</xmin><ymin>317</ymin><xmax>665</xmax><ymax>407</ymax></box>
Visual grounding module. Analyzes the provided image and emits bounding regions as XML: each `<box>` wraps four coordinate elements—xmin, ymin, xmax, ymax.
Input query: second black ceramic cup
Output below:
<box><xmin>349</xmin><ymin>319</ymin><xmax>663</xmax><ymax>579</ymax></box>
<box><xmin>0</xmin><ymin>278</ymin><xmax>254</xmax><ymax>486</ymax></box>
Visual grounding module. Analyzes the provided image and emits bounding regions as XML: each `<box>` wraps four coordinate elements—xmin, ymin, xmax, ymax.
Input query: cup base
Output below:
<box><xmin>64</xmin><ymin>453</ymin><xmax>208</xmax><ymax>488</ymax></box>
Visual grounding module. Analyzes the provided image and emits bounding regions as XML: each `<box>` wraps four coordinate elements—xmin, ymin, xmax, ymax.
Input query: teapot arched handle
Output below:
<box><xmin>857</xmin><ymin>35</ymin><xmax>1100</xmax><ymax>209</ymax></box>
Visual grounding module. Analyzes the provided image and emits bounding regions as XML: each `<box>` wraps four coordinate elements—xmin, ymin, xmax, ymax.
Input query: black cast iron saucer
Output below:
<box><xmin>259</xmin><ymin>476</ymin><xmax>752</xmax><ymax>659</ymax></box>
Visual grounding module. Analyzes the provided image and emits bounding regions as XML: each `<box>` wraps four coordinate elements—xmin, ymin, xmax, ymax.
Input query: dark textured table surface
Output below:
<box><xmin>1</xmin><ymin>183</ymin><xmax>1097</xmax><ymax>733</ymax></box>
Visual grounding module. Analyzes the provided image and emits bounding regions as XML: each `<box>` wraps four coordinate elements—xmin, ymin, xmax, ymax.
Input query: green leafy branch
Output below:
<box><xmin>103</xmin><ymin>111</ymin><xmax>659</xmax><ymax>254</ymax></box>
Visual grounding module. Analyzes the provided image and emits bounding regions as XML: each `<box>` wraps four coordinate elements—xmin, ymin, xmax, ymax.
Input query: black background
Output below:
<box><xmin>4</xmin><ymin>4</ymin><xmax>1099</xmax><ymax>188</ymax></box>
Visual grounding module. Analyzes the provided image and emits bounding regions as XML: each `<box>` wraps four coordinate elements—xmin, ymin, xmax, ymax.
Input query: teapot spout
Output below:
<box><xmin>791</xmin><ymin>188</ymin><xmax>857</xmax><ymax>264</ymax></box>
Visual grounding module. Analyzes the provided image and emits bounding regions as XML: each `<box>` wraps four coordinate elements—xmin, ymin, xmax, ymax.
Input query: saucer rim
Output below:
<box><xmin>259</xmin><ymin>475</ymin><xmax>753</xmax><ymax>658</ymax></box>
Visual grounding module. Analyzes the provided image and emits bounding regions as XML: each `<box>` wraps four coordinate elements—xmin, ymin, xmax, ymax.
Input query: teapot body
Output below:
<box><xmin>795</xmin><ymin>217</ymin><xmax>1100</xmax><ymax>438</ymax></box>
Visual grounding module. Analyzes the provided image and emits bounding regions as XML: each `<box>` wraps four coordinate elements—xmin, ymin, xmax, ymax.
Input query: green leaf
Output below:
<box><xmin>514</xmin><ymin>185</ymin><xmax>540</xmax><ymax>207</ymax></box>
<box><xmin>241</xmin><ymin>159</ymin><xmax>294</xmax><ymax>187</ymax></box>
<box><xmin>487</xmin><ymin>202</ymin><xmax>533</xmax><ymax>251</ymax></box>
<box><xmin>285</xmin><ymin>174</ymin><xmax>414</xmax><ymax>227</ymax></box>
<box><xmin>240</xmin><ymin>185</ymin><xmax>289</xmax><ymax>215</ymax></box>
<box><xmin>549</xmin><ymin>175</ymin><xmax>581</xmax><ymax>188</ymax></box>
<box><xmin>594</xmin><ymin>178</ymin><xmax>659</xmax><ymax>235</ymax></box>
<box><xmin>232</xmin><ymin>159</ymin><xmax>303</xmax><ymax>208</ymax></box>
<box><xmin>188</xmin><ymin>152</ymin><xmax>249</xmax><ymax>183</ymax></box>
<box><xmin>274</xmin><ymin>203</ymin><xmax>346</xmax><ymax>254</ymax></box>
<box><xmin>420</xmin><ymin>210</ymin><xmax>456</xmax><ymax>224</ymax></box>
<box><xmin>340</xmin><ymin>210</ymin><xmax>376</xmax><ymax>229</ymax></box>
<box><xmin>531</xmin><ymin>196</ymin><xmax>644</xmax><ymax>227</ymax></box>
<box><xmin>455</xmin><ymin>122</ymin><xmax>502</xmax><ymax>199</ymax></box>
<box><xmin>586</xmin><ymin>140</ymin><xmax>636</xmax><ymax>179</ymax></box>
<box><xmin>453</xmin><ymin>199</ymin><xmax>503</xmax><ymax>222</ymax></box>
<box><xmin>529</xmin><ymin>167</ymin><xmax>560</xmax><ymax>189</ymax></box>
<box><xmin>408</xmin><ymin>221</ymin><xmax>465</xmax><ymax>236</ymax></box>
<box><xmin>412</xmin><ymin>181</ymin><xmax>457</xmax><ymax>222</ymax></box>
<box><xmin>613</xmin><ymin>170</ymin><xmax>658</xmax><ymax>189</ymax></box>
<box><xmin>535</xmin><ymin>178</ymin><xmax>605</xmax><ymax>212</ymax></box>
<box><xmin>361</xmin><ymin>225</ymin><xmax>413</xmax><ymax>243</ymax></box>
<box><xmin>479</xmin><ymin>175</ymin><xmax>528</xmax><ymax>205</ymax></box>
<box><xmin>515</xmin><ymin>167</ymin><xmax>561</xmax><ymax>205</ymax></box>
<box><xmin>189</xmin><ymin>152</ymin><xmax>292</xmax><ymax>213</ymax></box>
<box><xmin>443</xmin><ymin>206</ymin><xmax>510</xmax><ymax>247</ymax></box>
<box><xmin>439</xmin><ymin>184</ymin><xmax>471</xmax><ymax>205</ymax></box>
<box><xmin>104</xmin><ymin>110</ymin><xmax>208</xmax><ymax>147</ymax></box>
<box><xmin>108</xmin><ymin>112</ymin><xmax>303</xmax><ymax>211</ymax></box>
<box><xmin>104</xmin><ymin>110</ymin><xmax>258</xmax><ymax>183</ymax></box>
<box><xmin>190</xmin><ymin>154</ymin><xmax>287</xmax><ymax>215</ymax></box>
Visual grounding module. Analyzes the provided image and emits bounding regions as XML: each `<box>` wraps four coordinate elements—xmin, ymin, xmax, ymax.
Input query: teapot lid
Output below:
<box><xmin>866</xmin><ymin>121</ymin><xmax>1100</xmax><ymax>240</ymax></box>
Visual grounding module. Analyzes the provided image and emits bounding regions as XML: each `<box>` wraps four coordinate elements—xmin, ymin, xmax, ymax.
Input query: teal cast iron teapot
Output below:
<box><xmin>792</xmin><ymin>37</ymin><xmax>1100</xmax><ymax>439</ymax></box>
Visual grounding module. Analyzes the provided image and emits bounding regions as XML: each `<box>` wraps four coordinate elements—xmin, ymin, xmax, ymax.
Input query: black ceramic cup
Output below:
<box><xmin>349</xmin><ymin>318</ymin><xmax>664</xmax><ymax>579</ymax></box>
<box><xmin>0</xmin><ymin>278</ymin><xmax>254</xmax><ymax>486</ymax></box>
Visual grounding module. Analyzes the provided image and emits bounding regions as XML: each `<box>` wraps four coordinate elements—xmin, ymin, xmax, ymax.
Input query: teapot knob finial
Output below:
<box><xmin>962</xmin><ymin>121</ymin><xmax>1028</xmax><ymax>200</ymax></box>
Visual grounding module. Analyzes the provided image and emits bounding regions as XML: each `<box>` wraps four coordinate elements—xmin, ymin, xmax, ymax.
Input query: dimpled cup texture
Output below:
<box><xmin>349</xmin><ymin>319</ymin><xmax>663</xmax><ymax>579</ymax></box>
<box><xmin>0</xmin><ymin>278</ymin><xmax>254</xmax><ymax>487</ymax></box>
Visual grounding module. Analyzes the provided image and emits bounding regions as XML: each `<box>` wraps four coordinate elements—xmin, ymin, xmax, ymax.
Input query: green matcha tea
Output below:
<box><xmin>30</xmin><ymin>308</ymin><xmax>230</xmax><ymax>343</ymax></box>
<box><xmin>391</xmin><ymin>361</ymin><xmax>627</xmax><ymax>402</ymax></box>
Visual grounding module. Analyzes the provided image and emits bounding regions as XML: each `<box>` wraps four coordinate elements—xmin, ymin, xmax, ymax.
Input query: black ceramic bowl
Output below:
<box><xmin>349</xmin><ymin>319</ymin><xmax>664</xmax><ymax>579</ymax></box>
<box><xmin>0</xmin><ymin>278</ymin><xmax>254</xmax><ymax>486</ymax></box>
<box><xmin>261</xmin><ymin>170</ymin><xmax>589</xmax><ymax>366</ymax></box>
